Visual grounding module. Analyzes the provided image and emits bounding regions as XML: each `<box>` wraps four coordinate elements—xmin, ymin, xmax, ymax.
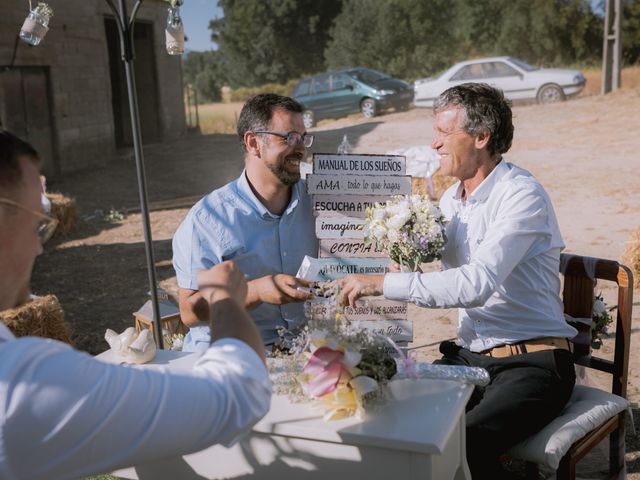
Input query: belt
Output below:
<box><xmin>481</xmin><ymin>337</ymin><xmax>572</xmax><ymax>358</ymax></box>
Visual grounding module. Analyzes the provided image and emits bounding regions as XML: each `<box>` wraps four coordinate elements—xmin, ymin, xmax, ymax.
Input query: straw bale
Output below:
<box><xmin>46</xmin><ymin>192</ymin><xmax>77</xmax><ymax>235</ymax></box>
<box><xmin>622</xmin><ymin>227</ymin><xmax>640</xmax><ymax>289</ymax></box>
<box><xmin>411</xmin><ymin>171</ymin><xmax>457</xmax><ymax>201</ymax></box>
<box><xmin>0</xmin><ymin>295</ymin><xmax>73</xmax><ymax>345</ymax></box>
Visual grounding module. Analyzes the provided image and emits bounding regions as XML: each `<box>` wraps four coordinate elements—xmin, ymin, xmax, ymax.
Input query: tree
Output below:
<box><xmin>324</xmin><ymin>0</ymin><xmax>454</xmax><ymax>81</ymax></box>
<box><xmin>622</xmin><ymin>0</ymin><xmax>640</xmax><ymax>64</ymax></box>
<box><xmin>182</xmin><ymin>50</ymin><xmax>226</xmax><ymax>102</ymax></box>
<box><xmin>453</xmin><ymin>0</ymin><xmax>602</xmax><ymax>66</ymax></box>
<box><xmin>210</xmin><ymin>0</ymin><xmax>343</xmax><ymax>87</ymax></box>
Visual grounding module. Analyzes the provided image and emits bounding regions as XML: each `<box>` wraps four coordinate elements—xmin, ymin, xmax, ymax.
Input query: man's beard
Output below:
<box><xmin>267</xmin><ymin>153</ymin><xmax>303</xmax><ymax>186</ymax></box>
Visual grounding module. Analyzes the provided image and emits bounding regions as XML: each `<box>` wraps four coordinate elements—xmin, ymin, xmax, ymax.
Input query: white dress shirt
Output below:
<box><xmin>0</xmin><ymin>323</ymin><xmax>271</xmax><ymax>480</ymax></box>
<box><xmin>384</xmin><ymin>160</ymin><xmax>577</xmax><ymax>352</ymax></box>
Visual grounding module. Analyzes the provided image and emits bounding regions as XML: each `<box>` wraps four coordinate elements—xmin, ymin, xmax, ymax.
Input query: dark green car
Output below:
<box><xmin>293</xmin><ymin>68</ymin><xmax>413</xmax><ymax>128</ymax></box>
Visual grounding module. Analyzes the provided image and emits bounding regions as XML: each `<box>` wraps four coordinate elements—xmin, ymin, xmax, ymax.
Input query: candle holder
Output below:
<box><xmin>165</xmin><ymin>4</ymin><xmax>184</xmax><ymax>55</ymax></box>
<box><xmin>19</xmin><ymin>2</ymin><xmax>53</xmax><ymax>46</ymax></box>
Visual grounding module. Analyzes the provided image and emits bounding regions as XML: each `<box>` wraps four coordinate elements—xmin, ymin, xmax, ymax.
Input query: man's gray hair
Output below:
<box><xmin>434</xmin><ymin>83</ymin><xmax>513</xmax><ymax>160</ymax></box>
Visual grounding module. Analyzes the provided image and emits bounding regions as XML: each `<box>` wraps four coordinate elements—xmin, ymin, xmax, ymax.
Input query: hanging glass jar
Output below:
<box><xmin>165</xmin><ymin>5</ymin><xmax>185</xmax><ymax>55</ymax></box>
<box><xmin>19</xmin><ymin>2</ymin><xmax>54</xmax><ymax>46</ymax></box>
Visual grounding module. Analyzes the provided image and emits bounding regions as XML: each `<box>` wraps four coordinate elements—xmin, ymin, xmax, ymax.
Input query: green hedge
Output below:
<box><xmin>230</xmin><ymin>79</ymin><xmax>299</xmax><ymax>102</ymax></box>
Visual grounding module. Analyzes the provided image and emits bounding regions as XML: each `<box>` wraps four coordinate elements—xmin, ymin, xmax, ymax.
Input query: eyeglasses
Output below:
<box><xmin>0</xmin><ymin>198</ymin><xmax>58</xmax><ymax>244</ymax></box>
<box><xmin>254</xmin><ymin>130</ymin><xmax>314</xmax><ymax>148</ymax></box>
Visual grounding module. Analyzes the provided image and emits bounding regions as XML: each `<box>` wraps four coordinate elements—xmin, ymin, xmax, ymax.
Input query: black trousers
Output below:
<box><xmin>436</xmin><ymin>341</ymin><xmax>576</xmax><ymax>479</ymax></box>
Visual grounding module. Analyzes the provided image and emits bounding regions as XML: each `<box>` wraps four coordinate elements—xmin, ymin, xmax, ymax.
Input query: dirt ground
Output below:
<box><xmin>33</xmin><ymin>88</ymin><xmax>640</xmax><ymax>478</ymax></box>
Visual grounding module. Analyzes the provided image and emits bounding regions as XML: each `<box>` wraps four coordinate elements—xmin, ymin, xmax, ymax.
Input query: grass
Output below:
<box><xmin>579</xmin><ymin>65</ymin><xmax>640</xmax><ymax>96</ymax></box>
<box><xmin>187</xmin><ymin>66</ymin><xmax>640</xmax><ymax>135</ymax></box>
<box><xmin>187</xmin><ymin>102</ymin><xmax>243</xmax><ymax>135</ymax></box>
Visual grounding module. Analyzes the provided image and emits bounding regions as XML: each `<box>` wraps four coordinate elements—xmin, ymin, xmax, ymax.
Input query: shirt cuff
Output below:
<box><xmin>383</xmin><ymin>272</ymin><xmax>414</xmax><ymax>302</ymax></box>
<box><xmin>197</xmin><ymin>337</ymin><xmax>271</xmax><ymax>389</ymax></box>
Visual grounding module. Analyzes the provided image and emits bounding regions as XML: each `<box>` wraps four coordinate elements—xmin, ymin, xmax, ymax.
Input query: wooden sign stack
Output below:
<box><xmin>307</xmin><ymin>153</ymin><xmax>413</xmax><ymax>344</ymax></box>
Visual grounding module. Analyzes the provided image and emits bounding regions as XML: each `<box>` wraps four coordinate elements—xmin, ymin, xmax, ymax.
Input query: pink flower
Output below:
<box><xmin>303</xmin><ymin>347</ymin><xmax>353</xmax><ymax>397</ymax></box>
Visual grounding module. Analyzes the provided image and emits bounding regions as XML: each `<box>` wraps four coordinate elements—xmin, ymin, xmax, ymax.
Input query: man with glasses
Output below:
<box><xmin>173</xmin><ymin>93</ymin><xmax>318</xmax><ymax>352</ymax></box>
<box><xmin>0</xmin><ymin>130</ymin><xmax>271</xmax><ymax>478</ymax></box>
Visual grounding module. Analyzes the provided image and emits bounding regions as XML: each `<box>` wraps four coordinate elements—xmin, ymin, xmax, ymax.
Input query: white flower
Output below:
<box><xmin>373</xmin><ymin>208</ymin><xmax>386</xmax><ymax>220</ymax></box>
<box><xmin>386</xmin><ymin>205</ymin><xmax>411</xmax><ymax>230</ymax></box>
<box><xmin>371</xmin><ymin>224</ymin><xmax>387</xmax><ymax>239</ymax></box>
<box><xmin>387</xmin><ymin>229</ymin><xmax>399</xmax><ymax>244</ymax></box>
<box><xmin>592</xmin><ymin>298</ymin><xmax>607</xmax><ymax>316</ymax></box>
<box><xmin>171</xmin><ymin>337</ymin><xmax>183</xmax><ymax>351</ymax></box>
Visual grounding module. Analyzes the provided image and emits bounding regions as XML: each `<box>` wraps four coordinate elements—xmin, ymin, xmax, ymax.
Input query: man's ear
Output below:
<box><xmin>475</xmin><ymin>130</ymin><xmax>490</xmax><ymax>150</ymax></box>
<box><xmin>244</xmin><ymin>131</ymin><xmax>261</xmax><ymax>157</ymax></box>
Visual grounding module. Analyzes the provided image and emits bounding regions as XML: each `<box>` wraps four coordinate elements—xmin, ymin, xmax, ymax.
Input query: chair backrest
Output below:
<box><xmin>560</xmin><ymin>254</ymin><xmax>634</xmax><ymax>398</ymax></box>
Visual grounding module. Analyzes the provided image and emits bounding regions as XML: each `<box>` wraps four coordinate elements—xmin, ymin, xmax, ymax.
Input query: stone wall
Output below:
<box><xmin>0</xmin><ymin>0</ymin><xmax>185</xmax><ymax>175</ymax></box>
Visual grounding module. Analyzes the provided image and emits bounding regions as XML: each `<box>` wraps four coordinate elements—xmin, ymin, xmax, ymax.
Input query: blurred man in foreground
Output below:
<box><xmin>0</xmin><ymin>130</ymin><xmax>271</xmax><ymax>479</ymax></box>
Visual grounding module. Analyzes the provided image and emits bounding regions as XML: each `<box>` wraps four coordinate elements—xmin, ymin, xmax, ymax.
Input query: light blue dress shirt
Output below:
<box><xmin>384</xmin><ymin>160</ymin><xmax>577</xmax><ymax>352</ymax></box>
<box><xmin>173</xmin><ymin>171</ymin><xmax>318</xmax><ymax>350</ymax></box>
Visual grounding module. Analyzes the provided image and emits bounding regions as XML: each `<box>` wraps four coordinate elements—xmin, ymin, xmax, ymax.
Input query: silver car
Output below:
<box><xmin>414</xmin><ymin>56</ymin><xmax>586</xmax><ymax>107</ymax></box>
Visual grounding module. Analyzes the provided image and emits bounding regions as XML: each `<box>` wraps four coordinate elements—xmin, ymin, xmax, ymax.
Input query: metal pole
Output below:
<box><xmin>194</xmin><ymin>87</ymin><xmax>200</xmax><ymax>131</ymax></box>
<box><xmin>602</xmin><ymin>0</ymin><xmax>623</xmax><ymax>95</ymax></box>
<box><xmin>186</xmin><ymin>84</ymin><xmax>192</xmax><ymax>128</ymax></box>
<box><xmin>106</xmin><ymin>0</ymin><xmax>164</xmax><ymax>349</ymax></box>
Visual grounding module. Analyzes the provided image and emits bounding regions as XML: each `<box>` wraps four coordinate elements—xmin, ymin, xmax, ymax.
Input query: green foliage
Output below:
<box><xmin>198</xmin><ymin>1</ymin><xmax>638</xmax><ymax>89</ymax></box>
<box><xmin>229</xmin><ymin>79</ymin><xmax>298</xmax><ymax>102</ymax></box>
<box><xmin>453</xmin><ymin>0</ymin><xmax>602</xmax><ymax>67</ymax></box>
<box><xmin>623</xmin><ymin>0</ymin><xmax>640</xmax><ymax>65</ymax></box>
<box><xmin>325</xmin><ymin>0</ymin><xmax>454</xmax><ymax>81</ymax></box>
<box><xmin>182</xmin><ymin>50</ymin><xmax>225</xmax><ymax>102</ymax></box>
<box><xmin>103</xmin><ymin>208</ymin><xmax>124</xmax><ymax>223</ymax></box>
<box><xmin>210</xmin><ymin>0</ymin><xmax>342</xmax><ymax>87</ymax></box>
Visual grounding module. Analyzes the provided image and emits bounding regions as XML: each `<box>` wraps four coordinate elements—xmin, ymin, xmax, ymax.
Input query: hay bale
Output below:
<box><xmin>432</xmin><ymin>170</ymin><xmax>457</xmax><ymax>198</ymax></box>
<box><xmin>411</xmin><ymin>171</ymin><xmax>457</xmax><ymax>201</ymax></box>
<box><xmin>622</xmin><ymin>227</ymin><xmax>640</xmax><ymax>290</ymax></box>
<box><xmin>0</xmin><ymin>294</ymin><xmax>73</xmax><ymax>345</ymax></box>
<box><xmin>46</xmin><ymin>192</ymin><xmax>77</xmax><ymax>235</ymax></box>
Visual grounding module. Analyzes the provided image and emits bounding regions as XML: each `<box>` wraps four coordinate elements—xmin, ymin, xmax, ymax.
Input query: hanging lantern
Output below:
<box><xmin>165</xmin><ymin>2</ymin><xmax>185</xmax><ymax>56</ymax></box>
<box><xmin>19</xmin><ymin>2</ymin><xmax>53</xmax><ymax>46</ymax></box>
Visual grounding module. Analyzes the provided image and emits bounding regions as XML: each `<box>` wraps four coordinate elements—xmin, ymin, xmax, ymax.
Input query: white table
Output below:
<box><xmin>98</xmin><ymin>349</ymin><xmax>473</xmax><ymax>480</ymax></box>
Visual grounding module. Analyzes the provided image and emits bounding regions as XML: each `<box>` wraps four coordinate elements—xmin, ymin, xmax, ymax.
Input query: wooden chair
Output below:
<box><xmin>509</xmin><ymin>254</ymin><xmax>634</xmax><ymax>479</ymax></box>
<box><xmin>133</xmin><ymin>299</ymin><xmax>187</xmax><ymax>343</ymax></box>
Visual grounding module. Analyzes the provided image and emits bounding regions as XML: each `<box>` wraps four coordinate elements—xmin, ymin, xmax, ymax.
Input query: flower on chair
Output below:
<box><xmin>591</xmin><ymin>293</ymin><xmax>614</xmax><ymax>350</ymax></box>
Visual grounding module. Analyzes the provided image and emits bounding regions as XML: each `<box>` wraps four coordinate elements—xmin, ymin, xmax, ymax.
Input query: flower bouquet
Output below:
<box><xmin>364</xmin><ymin>195</ymin><xmax>447</xmax><ymax>272</ymax></box>
<box><xmin>269</xmin><ymin>284</ymin><xmax>490</xmax><ymax>421</ymax></box>
<box><xmin>591</xmin><ymin>293</ymin><xmax>615</xmax><ymax>350</ymax></box>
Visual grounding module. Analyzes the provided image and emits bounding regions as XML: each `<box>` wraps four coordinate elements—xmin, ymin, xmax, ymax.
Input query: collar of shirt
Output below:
<box><xmin>453</xmin><ymin>158</ymin><xmax>509</xmax><ymax>205</ymax></box>
<box><xmin>0</xmin><ymin>322</ymin><xmax>15</xmax><ymax>342</ymax></box>
<box><xmin>237</xmin><ymin>170</ymin><xmax>301</xmax><ymax>220</ymax></box>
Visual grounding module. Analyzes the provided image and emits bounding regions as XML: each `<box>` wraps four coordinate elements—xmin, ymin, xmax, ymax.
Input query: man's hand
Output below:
<box><xmin>332</xmin><ymin>274</ymin><xmax>385</xmax><ymax>307</ymax></box>
<box><xmin>246</xmin><ymin>274</ymin><xmax>312</xmax><ymax>309</ymax></box>
<box><xmin>197</xmin><ymin>260</ymin><xmax>248</xmax><ymax>306</ymax></box>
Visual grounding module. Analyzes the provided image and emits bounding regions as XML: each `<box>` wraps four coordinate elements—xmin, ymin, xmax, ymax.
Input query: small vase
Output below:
<box><xmin>165</xmin><ymin>6</ymin><xmax>185</xmax><ymax>55</ymax></box>
<box><xmin>20</xmin><ymin>9</ymin><xmax>51</xmax><ymax>46</ymax></box>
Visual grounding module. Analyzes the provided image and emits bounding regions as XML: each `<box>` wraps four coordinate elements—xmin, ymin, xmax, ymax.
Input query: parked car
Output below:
<box><xmin>293</xmin><ymin>68</ymin><xmax>414</xmax><ymax>128</ymax></box>
<box><xmin>413</xmin><ymin>57</ymin><xmax>586</xmax><ymax>107</ymax></box>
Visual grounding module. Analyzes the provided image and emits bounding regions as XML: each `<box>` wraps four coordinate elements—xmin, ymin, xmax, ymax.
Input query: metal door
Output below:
<box><xmin>0</xmin><ymin>66</ymin><xmax>57</xmax><ymax>176</ymax></box>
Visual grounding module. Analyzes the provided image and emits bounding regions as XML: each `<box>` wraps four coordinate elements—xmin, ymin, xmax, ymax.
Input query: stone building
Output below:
<box><xmin>0</xmin><ymin>0</ymin><xmax>186</xmax><ymax>176</ymax></box>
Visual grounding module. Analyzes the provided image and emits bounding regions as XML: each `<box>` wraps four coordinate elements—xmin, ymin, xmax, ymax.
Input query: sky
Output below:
<box><xmin>180</xmin><ymin>0</ymin><xmax>222</xmax><ymax>52</ymax></box>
